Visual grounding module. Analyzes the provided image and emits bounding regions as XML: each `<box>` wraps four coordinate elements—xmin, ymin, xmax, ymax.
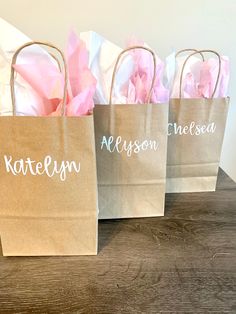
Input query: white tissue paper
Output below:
<box><xmin>0</xmin><ymin>18</ymin><xmax>58</xmax><ymax>116</ymax></box>
<box><xmin>80</xmin><ymin>31</ymin><xmax>135</xmax><ymax>104</ymax></box>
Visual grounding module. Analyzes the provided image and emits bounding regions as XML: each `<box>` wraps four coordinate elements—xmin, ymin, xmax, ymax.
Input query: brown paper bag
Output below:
<box><xmin>94</xmin><ymin>46</ymin><xmax>168</xmax><ymax>219</ymax></box>
<box><xmin>0</xmin><ymin>42</ymin><xmax>98</xmax><ymax>256</ymax></box>
<box><xmin>167</xmin><ymin>49</ymin><xmax>230</xmax><ymax>193</ymax></box>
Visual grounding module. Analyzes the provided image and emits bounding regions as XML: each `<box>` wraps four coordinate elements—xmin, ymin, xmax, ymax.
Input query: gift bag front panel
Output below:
<box><xmin>94</xmin><ymin>104</ymin><xmax>168</xmax><ymax>219</ymax></box>
<box><xmin>0</xmin><ymin>115</ymin><xmax>98</xmax><ymax>256</ymax></box>
<box><xmin>167</xmin><ymin>98</ymin><xmax>229</xmax><ymax>193</ymax></box>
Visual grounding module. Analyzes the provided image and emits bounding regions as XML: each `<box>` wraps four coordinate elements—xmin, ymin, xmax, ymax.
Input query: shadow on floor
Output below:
<box><xmin>98</xmin><ymin>219</ymin><xmax>123</xmax><ymax>253</ymax></box>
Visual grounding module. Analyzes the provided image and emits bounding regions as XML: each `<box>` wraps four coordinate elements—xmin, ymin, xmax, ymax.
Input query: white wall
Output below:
<box><xmin>0</xmin><ymin>0</ymin><xmax>235</xmax><ymax>181</ymax></box>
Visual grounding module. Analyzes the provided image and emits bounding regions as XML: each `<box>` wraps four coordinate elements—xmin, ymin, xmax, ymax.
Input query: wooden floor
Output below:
<box><xmin>0</xmin><ymin>169</ymin><xmax>235</xmax><ymax>313</ymax></box>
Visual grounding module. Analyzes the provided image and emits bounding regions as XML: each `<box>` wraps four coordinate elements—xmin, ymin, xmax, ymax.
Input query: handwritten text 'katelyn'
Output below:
<box><xmin>3</xmin><ymin>155</ymin><xmax>81</xmax><ymax>181</ymax></box>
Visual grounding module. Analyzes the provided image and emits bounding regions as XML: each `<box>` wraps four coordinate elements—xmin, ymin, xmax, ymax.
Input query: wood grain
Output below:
<box><xmin>0</xmin><ymin>168</ymin><xmax>235</xmax><ymax>313</ymax></box>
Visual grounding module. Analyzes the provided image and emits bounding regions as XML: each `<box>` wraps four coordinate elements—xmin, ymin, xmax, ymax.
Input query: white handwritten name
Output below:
<box><xmin>4</xmin><ymin>155</ymin><xmax>81</xmax><ymax>181</ymax></box>
<box><xmin>168</xmin><ymin>121</ymin><xmax>216</xmax><ymax>136</ymax></box>
<box><xmin>100</xmin><ymin>136</ymin><xmax>159</xmax><ymax>157</ymax></box>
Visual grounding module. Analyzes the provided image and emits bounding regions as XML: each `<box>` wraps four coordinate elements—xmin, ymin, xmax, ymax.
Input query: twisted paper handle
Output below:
<box><xmin>176</xmin><ymin>48</ymin><xmax>205</xmax><ymax>61</ymax></box>
<box><xmin>179</xmin><ymin>49</ymin><xmax>221</xmax><ymax>99</ymax></box>
<box><xmin>10</xmin><ymin>41</ymin><xmax>68</xmax><ymax>116</ymax></box>
<box><xmin>109</xmin><ymin>46</ymin><xmax>157</xmax><ymax>104</ymax></box>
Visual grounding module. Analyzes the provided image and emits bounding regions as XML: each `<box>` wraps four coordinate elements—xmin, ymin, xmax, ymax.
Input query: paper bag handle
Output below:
<box><xmin>109</xmin><ymin>46</ymin><xmax>157</xmax><ymax>105</ymax></box>
<box><xmin>10</xmin><ymin>41</ymin><xmax>68</xmax><ymax>116</ymax></box>
<box><xmin>176</xmin><ymin>49</ymin><xmax>205</xmax><ymax>61</ymax></box>
<box><xmin>49</xmin><ymin>52</ymin><xmax>62</xmax><ymax>72</ymax></box>
<box><xmin>179</xmin><ymin>49</ymin><xmax>221</xmax><ymax>99</ymax></box>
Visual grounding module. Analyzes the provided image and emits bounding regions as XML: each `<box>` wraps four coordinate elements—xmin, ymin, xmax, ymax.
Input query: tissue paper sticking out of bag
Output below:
<box><xmin>171</xmin><ymin>52</ymin><xmax>229</xmax><ymax>98</ymax></box>
<box><xmin>0</xmin><ymin>17</ymin><xmax>59</xmax><ymax>116</ymax></box>
<box><xmin>80</xmin><ymin>31</ymin><xmax>135</xmax><ymax>104</ymax></box>
<box><xmin>118</xmin><ymin>37</ymin><xmax>169</xmax><ymax>104</ymax></box>
<box><xmin>14</xmin><ymin>31</ymin><xmax>96</xmax><ymax>116</ymax></box>
<box><xmin>80</xmin><ymin>32</ymin><xmax>170</xmax><ymax>104</ymax></box>
<box><xmin>198</xmin><ymin>56</ymin><xmax>229</xmax><ymax>98</ymax></box>
<box><xmin>64</xmin><ymin>31</ymin><xmax>96</xmax><ymax>116</ymax></box>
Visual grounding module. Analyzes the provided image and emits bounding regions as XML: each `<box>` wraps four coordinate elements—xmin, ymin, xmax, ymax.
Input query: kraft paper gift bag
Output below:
<box><xmin>94</xmin><ymin>46</ymin><xmax>169</xmax><ymax>219</ymax></box>
<box><xmin>167</xmin><ymin>49</ymin><xmax>230</xmax><ymax>193</ymax></box>
<box><xmin>0</xmin><ymin>42</ymin><xmax>98</xmax><ymax>256</ymax></box>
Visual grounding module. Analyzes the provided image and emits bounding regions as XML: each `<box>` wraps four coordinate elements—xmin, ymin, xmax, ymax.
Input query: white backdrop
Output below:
<box><xmin>0</xmin><ymin>0</ymin><xmax>235</xmax><ymax>181</ymax></box>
